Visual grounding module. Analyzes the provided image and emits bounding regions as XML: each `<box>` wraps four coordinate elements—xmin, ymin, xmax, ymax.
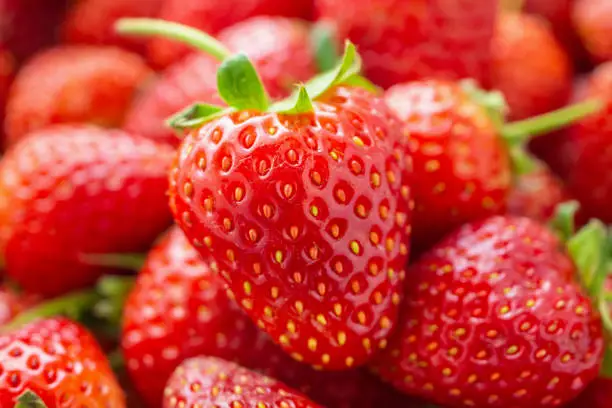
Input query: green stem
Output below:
<box><xmin>107</xmin><ymin>349</ymin><xmax>125</xmax><ymax>372</ymax></box>
<box><xmin>115</xmin><ymin>18</ymin><xmax>231</xmax><ymax>61</ymax></box>
<box><xmin>502</xmin><ymin>99</ymin><xmax>602</xmax><ymax>144</ymax></box>
<box><xmin>79</xmin><ymin>253</ymin><xmax>146</xmax><ymax>271</ymax></box>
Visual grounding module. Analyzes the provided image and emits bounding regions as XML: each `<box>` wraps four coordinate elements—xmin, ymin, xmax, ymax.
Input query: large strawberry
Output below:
<box><xmin>491</xmin><ymin>12</ymin><xmax>573</xmax><ymax>120</ymax></box>
<box><xmin>147</xmin><ymin>0</ymin><xmax>313</xmax><ymax>68</ymax></box>
<box><xmin>119</xmin><ymin>18</ymin><xmax>413</xmax><ymax>369</ymax></box>
<box><xmin>315</xmin><ymin>0</ymin><xmax>498</xmax><ymax>88</ymax></box>
<box><xmin>122</xmin><ymin>227</ymin><xmax>422</xmax><ymax>408</ymax></box>
<box><xmin>62</xmin><ymin>0</ymin><xmax>164</xmax><ymax>55</ymax></box>
<box><xmin>163</xmin><ymin>356</ymin><xmax>320</xmax><ymax>408</ymax></box>
<box><xmin>123</xmin><ymin>16</ymin><xmax>317</xmax><ymax>145</ymax></box>
<box><xmin>0</xmin><ymin>317</ymin><xmax>125</xmax><ymax>407</ymax></box>
<box><xmin>573</xmin><ymin>0</ymin><xmax>612</xmax><ymax>64</ymax></box>
<box><xmin>567</xmin><ymin>378</ymin><xmax>612</xmax><ymax>407</ymax></box>
<box><xmin>4</xmin><ymin>45</ymin><xmax>152</xmax><ymax>146</ymax></box>
<box><xmin>0</xmin><ymin>125</ymin><xmax>174</xmax><ymax>297</ymax></box>
<box><xmin>372</xmin><ymin>214</ymin><xmax>606</xmax><ymax>407</ymax></box>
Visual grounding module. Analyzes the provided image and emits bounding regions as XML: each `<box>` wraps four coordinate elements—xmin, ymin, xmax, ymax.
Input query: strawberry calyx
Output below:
<box><xmin>14</xmin><ymin>390</ymin><xmax>47</xmax><ymax>408</ymax></box>
<box><xmin>311</xmin><ymin>21</ymin><xmax>340</xmax><ymax>72</ymax></box>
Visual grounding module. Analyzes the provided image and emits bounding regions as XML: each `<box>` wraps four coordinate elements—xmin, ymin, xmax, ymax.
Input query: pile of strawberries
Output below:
<box><xmin>2</xmin><ymin>1</ymin><xmax>612</xmax><ymax>407</ymax></box>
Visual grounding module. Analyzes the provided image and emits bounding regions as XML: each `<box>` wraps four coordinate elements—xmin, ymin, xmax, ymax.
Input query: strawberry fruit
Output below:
<box><xmin>573</xmin><ymin>0</ymin><xmax>612</xmax><ymax>63</ymax></box>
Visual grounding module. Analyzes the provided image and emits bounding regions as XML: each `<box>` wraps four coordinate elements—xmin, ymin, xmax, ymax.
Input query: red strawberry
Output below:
<box><xmin>124</xmin><ymin>16</ymin><xmax>317</xmax><ymax>145</ymax></box>
<box><xmin>566</xmin><ymin>378</ymin><xmax>612</xmax><ymax>407</ymax></box>
<box><xmin>163</xmin><ymin>356</ymin><xmax>320</xmax><ymax>408</ymax></box>
<box><xmin>372</xmin><ymin>215</ymin><xmax>604</xmax><ymax>407</ymax></box>
<box><xmin>0</xmin><ymin>317</ymin><xmax>125</xmax><ymax>407</ymax></box>
<box><xmin>5</xmin><ymin>46</ymin><xmax>153</xmax><ymax>146</ymax></box>
<box><xmin>0</xmin><ymin>125</ymin><xmax>174</xmax><ymax>297</ymax></box>
<box><xmin>148</xmin><ymin>0</ymin><xmax>313</xmax><ymax>68</ymax></box>
<box><xmin>508</xmin><ymin>166</ymin><xmax>570</xmax><ymax>222</ymax></box>
<box><xmin>315</xmin><ymin>0</ymin><xmax>498</xmax><ymax>88</ymax></box>
<box><xmin>123</xmin><ymin>226</ymin><xmax>419</xmax><ymax>408</ymax></box>
<box><xmin>573</xmin><ymin>0</ymin><xmax>612</xmax><ymax>63</ymax></box>
<box><xmin>0</xmin><ymin>47</ymin><xmax>15</xmax><ymax>142</ymax></box>
<box><xmin>62</xmin><ymin>0</ymin><xmax>164</xmax><ymax>55</ymax></box>
<box><xmin>491</xmin><ymin>12</ymin><xmax>573</xmax><ymax>120</ymax></box>
<box><xmin>0</xmin><ymin>286</ymin><xmax>37</xmax><ymax>325</ymax></box>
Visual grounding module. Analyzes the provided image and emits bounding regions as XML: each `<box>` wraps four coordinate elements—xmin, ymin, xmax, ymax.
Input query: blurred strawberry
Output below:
<box><xmin>315</xmin><ymin>0</ymin><xmax>498</xmax><ymax>88</ymax></box>
<box><xmin>491</xmin><ymin>12</ymin><xmax>573</xmax><ymax>120</ymax></box>
<box><xmin>0</xmin><ymin>125</ymin><xmax>174</xmax><ymax>297</ymax></box>
<box><xmin>124</xmin><ymin>16</ymin><xmax>316</xmax><ymax>145</ymax></box>
<box><xmin>0</xmin><ymin>285</ymin><xmax>37</xmax><ymax>325</ymax></box>
<box><xmin>0</xmin><ymin>47</ymin><xmax>15</xmax><ymax>141</ymax></box>
<box><xmin>573</xmin><ymin>0</ymin><xmax>612</xmax><ymax>64</ymax></box>
<box><xmin>5</xmin><ymin>46</ymin><xmax>152</xmax><ymax>146</ymax></box>
<box><xmin>62</xmin><ymin>0</ymin><xmax>164</xmax><ymax>55</ymax></box>
<box><xmin>148</xmin><ymin>0</ymin><xmax>313</xmax><ymax>68</ymax></box>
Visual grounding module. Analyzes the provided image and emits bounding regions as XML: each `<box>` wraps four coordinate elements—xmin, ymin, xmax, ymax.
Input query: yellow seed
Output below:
<box><xmin>317</xmin><ymin>282</ymin><xmax>326</xmax><ymax>296</ymax></box>
<box><xmin>337</xmin><ymin>331</ymin><xmax>347</xmax><ymax>346</ymax></box>
<box><xmin>353</xmin><ymin>136</ymin><xmax>365</xmax><ymax>147</ymax></box>
<box><xmin>371</xmin><ymin>173</ymin><xmax>381</xmax><ymax>187</ymax></box>
<box><xmin>248</xmin><ymin>229</ymin><xmax>258</xmax><ymax>242</ymax></box>
<box><xmin>243</xmin><ymin>282</ymin><xmax>252</xmax><ymax>295</ymax></box>
<box><xmin>234</xmin><ymin>186</ymin><xmax>244</xmax><ymax>201</ymax></box>
<box><xmin>322</xmin><ymin>354</ymin><xmax>330</xmax><ymax>364</ymax></box>
<box><xmin>316</xmin><ymin>314</ymin><xmax>327</xmax><ymax>326</ymax></box>
<box><xmin>264</xmin><ymin>307</ymin><xmax>273</xmax><ymax>317</ymax></box>
<box><xmin>295</xmin><ymin>301</ymin><xmax>304</xmax><ymax>314</ymax></box>
<box><xmin>279</xmin><ymin>335</ymin><xmax>289</xmax><ymax>345</ymax></box>
<box><xmin>274</xmin><ymin>250</ymin><xmax>283</xmax><ymax>264</ymax></box>
<box><xmin>287</xmin><ymin>321</ymin><xmax>296</xmax><ymax>333</ymax></box>
<box><xmin>357</xmin><ymin>311</ymin><xmax>367</xmax><ymax>325</ymax></box>
<box><xmin>345</xmin><ymin>357</ymin><xmax>354</xmax><ymax>367</ymax></box>
<box><xmin>350</xmin><ymin>241</ymin><xmax>360</xmax><ymax>254</ymax></box>
<box><xmin>308</xmin><ymin>338</ymin><xmax>318</xmax><ymax>351</ymax></box>
<box><xmin>310</xmin><ymin>206</ymin><xmax>319</xmax><ymax>217</ymax></box>
<box><xmin>333</xmin><ymin>303</ymin><xmax>342</xmax><ymax>316</ymax></box>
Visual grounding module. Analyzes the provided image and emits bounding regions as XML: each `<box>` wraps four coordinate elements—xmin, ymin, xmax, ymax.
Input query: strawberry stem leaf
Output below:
<box><xmin>508</xmin><ymin>145</ymin><xmax>538</xmax><ymax>176</ymax></box>
<box><xmin>271</xmin><ymin>86</ymin><xmax>314</xmax><ymax>114</ymax></box>
<box><xmin>550</xmin><ymin>201</ymin><xmax>579</xmax><ymax>243</ymax></box>
<box><xmin>217</xmin><ymin>53</ymin><xmax>269</xmax><ymax>111</ymax></box>
<box><xmin>311</xmin><ymin>22</ymin><xmax>340</xmax><ymax>72</ymax></box>
<box><xmin>461</xmin><ymin>79</ymin><xmax>508</xmax><ymax>129</ymax></box>
<box><xmin>14</xmin><ymin>390</ymin><xmax>47</xmax><ymax>408</ymax></box>
<box><xmin>167</xmin><ymin>103</ymin><xmax>229</xmax><ymax>131</ymax></box>
<box><xmin>93</xmin><ymin>276</ymin><xmax>135</xmax><ymax>327</ymax></box>
<box><xmin>567</xmin><ymin>219</ymin><xmax>608</xmax><ymax>298</ymax></box>
<box><xmin>79</xmin><ymin>253</ymin><xmax>146</xmax><ymax>271</ymax></box>
<box><xmin>115</xmin><ymin>18</ymin><xmax>231</xmax><ymax>61</ymax></box>
<box><xmin>343</xmin><ymin>74</ymin><xmax>380</xmax><ymax>94</ymax></box>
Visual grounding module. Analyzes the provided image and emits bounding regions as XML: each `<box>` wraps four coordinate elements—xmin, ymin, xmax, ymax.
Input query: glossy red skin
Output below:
<box><xmin>164</xmin><ymin>357</ymin><xmax>320</xmax><ymax>408</ymax></box>
<box><xmin>491</xmin><ymin>13</ymin><xmax>573</xmax><ymax>121</ymax></box>
<box><xmin>315</xmin><ymin>0</ymin><xmax>497</xmax><ymax>89</ymax></box>
<box><xmin>508</xmin><ymin>167</ymin><xmax>570</xmax><ymax>223</ymax></box>
<box><xmin>169</xmin><ymin>86</ymin><xmax>413</xmax><ymax>369</ymax></box>
<box><xmin>565</xmin><ymin>62</ymin><xmax>612</xmax><ymax>223</ymax></box>
<box><xmin>385</xmin><ymin>80</ymin><xmax>510</xmax><ymax>249</ymax></box>
<box><xmin>0</xmin><ymin>286</ymin><xmax>37</xmax><ymax>325</ymax></box>
<box><xmin>62</xmin><ymin>0</ymin><xmax>164</xmax><ymax>55</ymax></box>
<box><xmin>573</xmin><ymin>0</ymin><xmax>612</xmax><ymax>63</ymax></box>
<box><xmin>0</xmin><ymin>125</ymin><xmax>174</xmax><ymax>297</ymax></box>
<box><xmin>124</xmin><ymin>17</ymin><xmax>317</xmax><ymax>146</ymax></box>
<box><xmin>372</xmin><ymin>216</ymin><xmax>603</xmax><ymax>408</ymax></box>
<box><xmin>5</xmin><ymin>46</ymin><xmax>152</xmax><ymax>146</ymax></box>
<box><xmin>0</xmin><ymin>318</ymin><xmax>125</xmax><ymax>407</ymax></box>
<box><xmin>123</xmin><ymin>227</ymin><xmax>422</xmax><ymax>408</ymax></box>
<box><xmin>148</xmin><ymin>0</ymin><xmax>313</xmax><ymax>68</ymax></box>
<box><xmin>566</xmin><ymin>378</ymin><xmax>612</xmax><ymax>407</ymax></box>
<box><xmin>0</xmin><ymin>47</ymin><xmax>15</xmax><ymax>144</ymax></box>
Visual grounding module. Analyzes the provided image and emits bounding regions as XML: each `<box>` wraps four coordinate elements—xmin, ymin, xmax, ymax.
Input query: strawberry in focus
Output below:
<box><xmin>372</xmin><ymin>215</ymin><xmax>604</xmax><ymax>407</ymax></box>
<box><xmin>0</xmin><ymin>317</ymin><xmax>125</xmax><ymax>407</ymax></box>
<box><xmin>573</xmin><ymin>0</ymin><xmax>612</xmax><ymax>64</ymax></box>
<box><xmin>566</xmin><ymin>378</ymin><xmax>612</xmax><ymax>408</ymax></box>
<box><xmin>0</xmin><ymin>125</ymin><xmax>174</xmax><ymax>297</ymax></box>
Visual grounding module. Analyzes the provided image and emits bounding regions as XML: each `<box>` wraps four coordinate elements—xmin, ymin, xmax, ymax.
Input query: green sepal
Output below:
<box><xmin>311</xmin><ymin>22</ymin><xmax>339</xmax><ymax>72</ymax></box>
<box><xmin>568</xmin><ymin>220</ymin><xmax>607</xmax><ymax>293</ymax></box>
<box><xmin>550</xmin><ymin>201</ymin><xmax>579</xmax><ymax>243</ymax></box>
<box><xmin>167</xmin><ymin>103</ymin><xmax>230</xmax><ymax>132</ymax></box>
<box><xmin>14</xmin><ymin>390</ymin><xmax>47</xmax><ymax>408</ymax></box>
<box><xmin>343</xmin><ymin>74</ymin><xmax>381</xmax><ymax>95</ymax></box>
<box><xmin>508</xmin><ymin>145</ymin><xmax>539</xmax><ymax>176</ymax></box>
<box><xmin>271</xmin><ymin>86</ymin><xmax>314</xmax><ymax>114</ymax></box>
<box><xmin>107</xmin><ymin>349</ymin><xmax>125</xmax><ymax>372</ymax></box>
<box><xmin>461</xmin><ymin>79</ymin><xmax>508</xmax><ymax>129</ymax></box>
<box><xmin>600</xmin><ymin>345</ymin><xmax>612</xmax><ymax>378</ymax></box>
<box><xmin>79</xmin><ymin>253</ymin><xmax>146</xmax><ymax>271</ymax></box>
<box><xmin>217</xmin><ymin>53</ymin><xmax>269</xmax><ymax>111</ymax></box>
<box><xmin>92</xmin><ymin>276</ymin><xmax>136</xmax><ymax>329</ymax></box>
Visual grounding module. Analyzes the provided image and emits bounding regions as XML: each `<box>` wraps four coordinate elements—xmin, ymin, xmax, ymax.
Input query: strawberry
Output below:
<box><xmin>0</xmin><ymin>47</ymin><xmax>16</xmax><ymax>142</ymax></box>
<box><xmin>123</xmin><ymin>226</ymin><xmax>420</xmax><ymax>408</ymax></box>
<box><xmin>491</xmin><ymin>12</ymin><xmax>573</xmax><ymax>120</ymax></box>
<box><xmin>315</xmin><ymin>0</ymin><xmax>498</xmax><ymax>88</ymax></box>
<box><xmin>508</xmin><ymin>166</ymin><xmax>570</xmax><ymax>222</ymax></box>
<box><xmin>62</xmin><ymin>0</ymin><xmax>164</xmax><ymax>55</ymax></box>
<box><xmin>0</xmin><ymin>125</ymin><xmax>174</xmax><ymax>297</ymax></box>
<box><xmin>123</xmin><ymin>16</ymin><xmax>317</xmax><ymax>145</ymax></box>
<box><xmin>573</xmin><ymin>0</ymin><xmax>612</xmax><ymax>63</ymax></box>
<box><xmin>163</xmin><ymin>356</ymin><xmax>320</xmax><ymax>408</ymax></box>
<box><xmin>372</xmin><ymin>215</ymin><xmax>604</xmax><ymax>407</ymax></box>
<box><xmin>567</xmin><ymin>378</ymin><xmax>612</xmax><ymax>407</ymax></box>
<box><xmin>147</xmin><ymin>0</ymin><xmax>313</xmax><ymax>68</ymax></box>
<box><xmin>0</xmin><ymin>286</ymin><xmax>37</xmax><ymax>326</ymax></box>
<box><xmin>4</xmin><ymin>46</ymin><xmax>153</xmax><ymax>146</ymax></box>
<box><xmin>0</xmin><ymin>317</ymin><xmax>125</xmax><ymax>407</ymax></box>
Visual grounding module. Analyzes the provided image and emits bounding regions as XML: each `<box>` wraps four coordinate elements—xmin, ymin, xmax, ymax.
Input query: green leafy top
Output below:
<box><xmin>14</xmin><ymin>391</ymin><xmax>48</xmax><ymax>408</ymax></box>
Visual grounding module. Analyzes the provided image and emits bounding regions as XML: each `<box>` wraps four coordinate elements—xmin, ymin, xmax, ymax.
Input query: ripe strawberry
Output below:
<box><xmin>573</xmin><ymin>0</ymin><xmax>612</xmax><ymax>63</ymax></box>
<box><xmin>567</xmin><ymin>378</ymin><xmax>612</xmax><ymax>407</ymax></box>
<box><xmin>123</xmin><ymin>16</ymin><xmax>317</xmax><ymax>145</ymax></box>
<box><xmin>62</xmin><ymin>0</ymin><xmax>164</xmax><ymax>55</ymax></box>
<box><xmin>163</xmin><ymin>356</ymin><xmax>320</xmax><ymax>408</ymax></box>
<box><xmin>0</xmin><ymin>317</ymin><xmax>125</xmax><ymax>407</ymax></box>
<box><xmin>0</xmin><ymin>286</ymin><xmax>37</xmax><ymax>325</ymax></box>
<box><xmin>0</xmin><ymin>47</ymin><xmax>16</xmax><ymax>142</ymax></box>
<box><xmin>148</xmin><ymin>0</ymin><xmax>313</xmax><ymax>68</ymax></box>
<box><xmin>315</xmin><ymin>0</ymin><xmax>498</xmax><ymax>88</ymax></box>
<box><xmin>491</xmin><ymin>12</ymin><xmax>573</xmax><ymax>120</ymax></box>
<box><xmin>4</xmin><ymin>46</ymin><xmax>153</xmax><ymax>146</ymax></box>
<box><xmin>372</xmin><ymin>215</ymin><xmax>604</xmax><ymax>407</ymax></box>
<box><xmin>508</xmin><ymin>166</ymin><xmax>570</xmax><ymax>222</ymax></box>
<box><xmin>0</xmin><ymin>125</ymin><xmax>174</xmax><ymax>297</ymax></box>
<box><xmin>123</xmin><ymin>226</ymin><xmax>419</xmax><ymax>408</ymax></box>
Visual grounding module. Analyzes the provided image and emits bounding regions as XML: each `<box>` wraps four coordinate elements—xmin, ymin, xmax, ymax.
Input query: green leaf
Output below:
<box><xmin>600</xmin><ymin>344</ymin><xmax>612</xmax><ymax>378</ymax></box>
<box><xmin>461</xmin><ymin>79</ymin><xmax>507</xmax><ymax>130</ymax></box>
<box><xmin>304</xmin><ymin>41</ymin><xmax>362</xmax><ymax>100</ymax></box>
<box><xmin>550</xmin><ymin>201</ymin><xmax>579</xmax><ymax>243</ymax></box>
<box><xmin>79</xmin><ymin>253</ymin><xmax>146</xmax><ymax>271</ymax></box>
<box><xmin>343</xmin><ymin>74</ymin><xmax>380</xmax><ymax>94</ymax></box>
<box><xmin>567</xmin><ymin>220</ymin><xmax>607</xmax><ymax>295</ymax></box>
<box><xmin>217</xmin><ymin>53</ymin><xmax>269</xmax><ymax>111</ymax></box>
<box><xmin>311</xmin><ymin>22</ymin><xmax>340</xmax><ymax>72</ymax></box>
<box><xmin>167</xmin><ymin>103</ymin><xmax>228</xmax><ymax>131</ymax></box>
<box><xmin>271</xmin><ymin>86</ymin><xmax>314</xmax><ymax>114</ymax></box>
<box><xmin>14</xmin><ymin>390</ymin><xmax>48</xmax><ymax>408</ymax></box>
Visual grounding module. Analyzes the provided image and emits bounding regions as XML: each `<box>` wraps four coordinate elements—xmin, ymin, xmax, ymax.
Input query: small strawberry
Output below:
<box><xmin>0</xmin><ymin>317</ymin><xmax>125</xmax><ymax>407</ymax></box>
<box><xmin>123</xmin><ymin>16</ymin><xmax>317</xmax><ymax>145</ymax></box>
<box><xmin>163</xmin><ymin>356</ymin><xmax>320</xmax><ymax>408</ymax></box>
<box><xmin>4</xmin><ymin>46</ymin><xmax>153</xmax><ymax>146</ymax></box>
<box><xmin>0</xmin><ymin>125</ymin><xmax>174</xmax><ymax>297</ymax></box>
<box><xmin>491</xmin><ymin>12</ymin><xmax>573</xmax><ymax>120</ymax></box>
<box><xmin>372</xmin><ymin>215</ymin><xmax>605</xmax><ymax>407</ymax></box>
<box><xmin>62</xmin><ymin>0</ymin><xmax>164</xmax><ymax>55</ymax></box>
<box><xmin>567</xmin><ymin>378</ymin><xmax>612</xmax><ymax>407</ymax></box>
<box><xmin>0</xmin><ymin>286</ymin><xmax>37</xmax><ymax>326</ymax></box>
<box><xmin>573</xmin><ymin>0</ymin><xmax>612</xmax><ymax>63</ymax></box>
<box><xmin>315</xmin><ymin>0</ymin><xmax>498</xmax><ymax>89</ymax></box>
<box><xmin>147</xmin><ymin>0</ymin><xmax>313</xmax><ymax>68</ymax></box>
